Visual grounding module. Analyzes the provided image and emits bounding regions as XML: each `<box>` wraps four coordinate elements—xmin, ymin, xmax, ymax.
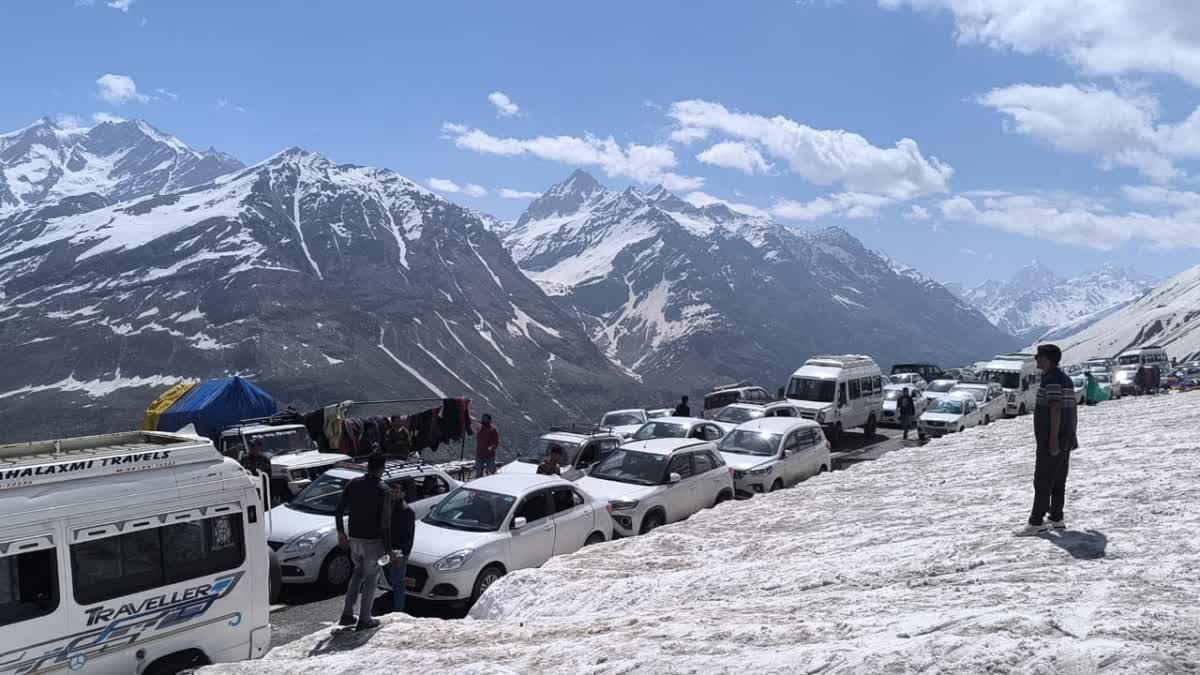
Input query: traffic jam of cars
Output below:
<box><xmin>265</xmin><ymin>347</ymin><xmax>1177</xmax><ymax>611</ymax></box>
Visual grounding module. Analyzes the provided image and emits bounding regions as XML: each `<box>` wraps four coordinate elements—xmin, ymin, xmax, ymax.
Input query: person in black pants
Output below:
<box><xmin>335</xmin><ymin>454</ymin><xmax>392</xmax><ymax>630</ymax></box>
<box><xmin>386</xmin><ymin>483</ymin><xmax>416</xmax><ymax>614</ymax></box>
<box><xmin>1015</xmin><ymin>344</ymin><xmax>1079</xmax><ymax>536</ymax></box>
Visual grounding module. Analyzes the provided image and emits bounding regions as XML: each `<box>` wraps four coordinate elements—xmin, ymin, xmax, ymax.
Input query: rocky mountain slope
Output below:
<box><xmin>0</xmin><ymin>121</ymin><xmax>641</xmax><ymax>447</ymax></box>
<box><xmin>503</xmin><ymin>171</ymin><xmax>1017</xmax><ymax>393</ymax></box>
<box><xmin>1054</xmin><ymin>264</ymin><xmax>1200</xmax><ymax>365</ymax></box>
<box><xmin>961</xmin><ymin>261</ymin><xmax>1156</xmax><ymax>342</ymax></box>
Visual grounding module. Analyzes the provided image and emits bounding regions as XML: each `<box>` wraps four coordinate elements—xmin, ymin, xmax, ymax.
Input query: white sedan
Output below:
<box><xmin>386</xmin><ymin>474</ymin><xmax>613</xmax><ymax>606</ymax></box>
<box><xmin>918</xmin><ymin>393</ymin><xmax>982</xmax><ymax>439</ymax></box>
<box><xmin>717</xmin><ymin>417</ymin><xmax>830</xmax><ymax>498</ymax></box>
<box><xmin>599</xmin><ymin>408</ymin><xmax>650</xmax><ymax>439</ymax></box>
<box><xmin>710</xmin><ymin>403</ymin><xmax>766</xmax><ymax>434</ymax></box>
<box><xmin>629</xmin><ymin>417</ymin><xmax>727</xmax><ymax>443</ymax></box>
<box><xmin>948</xmin><ymin>382</ymin><xmax>1006</xmax><ymax>425</ymax></box>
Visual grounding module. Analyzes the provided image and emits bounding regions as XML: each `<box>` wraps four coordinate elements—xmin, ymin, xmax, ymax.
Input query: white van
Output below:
<box><xmin>980</xmin><ymin>353</ymin><xmax>1039</xmax><ymax>417</ymax></box>
<box><xmin>784</xmin><ymin>355</ymin><xmax>884</xmax><ymax>445</ymax></box>
<box><xmin>1116</xmin><ymin>345</ymin><xmax>1171</xmax><ymax>373</ymax></box>
<box><xmin>0</xmin><ymin>431</ymin><xmax>270</xmax><ymax>674</ymax></box>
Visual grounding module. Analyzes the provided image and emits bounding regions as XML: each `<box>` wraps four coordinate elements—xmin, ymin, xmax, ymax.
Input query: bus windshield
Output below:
<box><xmin>786</xmin><ymin>377</ymin><xmax>835</xmax><ymax>403</ymax></box>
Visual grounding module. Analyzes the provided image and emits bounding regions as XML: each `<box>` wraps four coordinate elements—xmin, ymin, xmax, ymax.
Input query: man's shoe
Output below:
<box><xmin>1013</xmin><ymin>523</ymin><xmax>1048</xmax><ymax>537</ymax></box>
<box><xmin>338</xmin><ymin>613</ymin><xmax>357</xmax><ymax>627</ymax></box>
<box><xmin>1047</xmin><ymin>519</ymin><xmax>1066</xmax><ymax>530</ymax></box>
<box><xmin>356</xmin><ymin>617</ymin><xmax>381</xmax><ymax>632</ymax></box>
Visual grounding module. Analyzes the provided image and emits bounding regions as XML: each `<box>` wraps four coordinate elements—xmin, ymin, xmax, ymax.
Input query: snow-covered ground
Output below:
<box><xmin>210</xmin><ymin>393</ymin><xmax>1200</xmax><ymax>674</ymax></box>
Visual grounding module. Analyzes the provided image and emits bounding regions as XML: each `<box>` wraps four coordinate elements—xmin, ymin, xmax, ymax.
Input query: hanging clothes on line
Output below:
<box><xmin>439</xmin><ymin>398</ymin><xmax>472</xmax><ymax>443</ymax></box>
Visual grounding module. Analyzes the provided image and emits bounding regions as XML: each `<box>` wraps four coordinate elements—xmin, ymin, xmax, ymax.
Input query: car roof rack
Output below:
<box><xmin>335</xmin><ymin>457</ymin><xmax>435</xmax><ymax>478</ymax></box>
<box><xmin>709</xmin><ymin>380</ymin><xmax>752</xmax><ymax>392</ymax></box>
<box><xmin>547</xmin><ymin>423</ymin><xmax>615</xmax><ymax>436</ymax></box>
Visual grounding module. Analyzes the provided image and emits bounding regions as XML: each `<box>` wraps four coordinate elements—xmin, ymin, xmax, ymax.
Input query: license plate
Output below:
<box><xmin>404</xmin><ymin>577</ymin><xmax>417</xmax><ymax>589</ymax></box>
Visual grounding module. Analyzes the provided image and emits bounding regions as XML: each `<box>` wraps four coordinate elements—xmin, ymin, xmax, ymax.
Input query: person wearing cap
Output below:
<box><xmin>1015</xmin><ymin>344</ymin><xmax>1079</xmax><ymax>537</ymax></box>
<box><xmin>240</xmin><ymin>439</ymin><xmax>272</xmax><ymax>477</ymax></box>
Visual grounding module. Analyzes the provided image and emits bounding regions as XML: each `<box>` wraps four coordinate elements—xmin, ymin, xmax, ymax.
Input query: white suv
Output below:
<box><xmin>268</xmin><ymin>459</ymin><xmax>460</xmax><ymax>589</ymax></box>
<box><xmin>717</xmin><ymin>418</ymin><xmax>831</xmax><ymax>498</ymax></box>
<box><xmin>628</xmin><ymin>417</ymin><xmax>727</xmax><ymax>443</ymax></box>
<box><xmin>384</xmin><ymin>474</ymin><xmax>613</xmax><ymax>606</ymax></box>
<box><xmin>578</xmin><ymin>438</ymin><xmax>734</xmax><ymax>537</ymax></box>
<box><xmin>498</xmin><ymin>430</ymin><xmax>623</xmax><ymax>481</ymax></box>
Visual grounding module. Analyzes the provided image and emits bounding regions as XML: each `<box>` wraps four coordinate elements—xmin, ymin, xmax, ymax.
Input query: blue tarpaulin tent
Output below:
<box><xmin>148</xmin><ymin>376</ymin><xmax>279</xmax><ymax>442</ymax></box>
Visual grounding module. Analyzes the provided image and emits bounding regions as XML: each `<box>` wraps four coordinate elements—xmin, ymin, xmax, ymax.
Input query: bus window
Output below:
<box><xmin>0</xmin><ymin>547</ymin><xmax>58</xmax><ymax>627</ymax></box>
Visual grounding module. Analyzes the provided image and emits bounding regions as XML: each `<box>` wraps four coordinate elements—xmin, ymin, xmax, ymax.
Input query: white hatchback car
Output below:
<box><xmin>717</xmin><ymin>418</ymin><xmax>831</xmax><ymax>498</ymax></box>
<box><xmin>918</xmin><ymin>392</ymin><xmax>982</xmax><ymax>439</ymax></box>
<box><xmin>384</xmin><ymin>473</ymin><xmax>613</xmax><ymax>606</ymax></box>
<box><xmin>922</xmin><ymin>379</ymin><xmax>960</xmax><ymax>405</ymax></box>
<box><xmin>578</xmin><ymin>438</ymin><xmax>734</xmax><ymax>537</ymax></box>
<box><xmin>949</xmin><ymin>382</ymin><xmax>1007</xmax><ymax>425</ymax></box>
<box><xmin>599</xmin><ymin>408</ymin><xmax>650</xmax><ymax>439</ymax></box>
<box><xmin>628</xmin><ymin>417</ymin><xmax>727</xmax><ymax>443</ymax></box>
<box><xmin>268</xmin><ymin>459</ymin><xmax>459</xmax><ymax>589</ymax></box>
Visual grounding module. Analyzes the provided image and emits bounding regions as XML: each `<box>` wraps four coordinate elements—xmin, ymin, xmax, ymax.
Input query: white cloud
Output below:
<box><xmin>904</xmin><ymin>204</ymin><xmax>931</xmax><ymax>220</ymax></box>
<box><xmin>976</xmin><ymin>83</ymin><xmax>1200</xmax><ymax>182</ymax></box>
<box><xmin>442</xmin><ymin>122</ymin><xmax>704</xmax><ymax>191</ymax></box>
<box><xmin>695</xmin><ymin>141</ymin><xmax>773</xmax><ymax>174</ymax></box>
<box><xmin>107</xmin><ymin>0</ymin><xmax>134</xmax><ymax>10</ymax></box>
<box><xmin>488</xmin><ymin>91</ymin><xmax>520</xmax><ymax>117</ymax></box>
<box><xmin>938</xmin><ymin>191</ymin><xmax>1200</xmax><ymax>250</ymax></box>
<box><xmin>770</xmin><ymin>192</ymin><xmax>894</xmax><ymax>221</ymax></box>
<box><xmin>668</xmin><ymin>127</ymin><xmax>709</xmax><ymax>145</ymax></box>
<box><xmin>96</xmin><ymin>73</ymin><xmax>147</xmax><ymax>105</ymax></box>
<box><xmin>53</xmin><ymin>114</ymin><xmax>86</xmax><ymax>132</ymax></box>
<box><xmin>959</xmin><ymin>248</ymin><xmax>977</xmax><ymax>256</ymax></box>
<box><xmin>668</xmin><ymin>99</ymin><xmax>952</xmax><ymax>199</ymax></box>
<box><xmin>499</xmin><ymin>188</ymin><xmax>542</xmax><ymax>200</ymax></box>
<box><xmin>155</xmin><ymin>88</ymin><xmax>179</xmax><ymax>102</ymax></box>
<box><xmin>428</xmin><ymin>178</ymin><xmax>488</xmax><ymax>198</ymax></box>
<box><xmin>92</xmin><ymin>112</ymin><xmax>125</xmax><ymax>124</ymax></box>
<box><xmin>682</xmin><ymin>191</ymin><xmax>770</xmax><ymax>219</ymax></box>
<box><xmin>216</xmin><ymin>98</ymin><xmax>247</xmax><ymax>113</ymax></box>
<box><xmin>879</xmin><ymin>0</ymin><xmax>1200</xmax><ymax>87</ymax></box>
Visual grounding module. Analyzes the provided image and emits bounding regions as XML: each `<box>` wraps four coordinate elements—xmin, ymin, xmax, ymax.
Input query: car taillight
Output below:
<box><xmin>606</xmin><ymin>503</ymin><xmax>614</xmax><ymax>513</ymax></box>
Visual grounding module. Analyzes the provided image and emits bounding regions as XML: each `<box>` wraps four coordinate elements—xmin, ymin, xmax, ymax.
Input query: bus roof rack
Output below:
<box><xmin>808</xmin><ymin>354</ymin><xmax>876</xmax><ymax>367</ymax></box>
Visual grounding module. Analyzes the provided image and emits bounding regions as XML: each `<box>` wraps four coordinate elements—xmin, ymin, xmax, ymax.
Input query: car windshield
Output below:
<box><xmin>927</xmin><ymin>381</ymin><xmax>956</xmax><ymax>393</ymax></box>
<box><xmin>951</xmin><ymin>387</ymin><xmax>985</xmax><ymax>402</ymax></box>
<box><xmin>228</xmin><ymin>428</ymin><xmax>316</xmax><ymax>458</ymax></box>
<box><xmin>929</xmin><ymin>400</ymin><xmax>965</xmax><ymax>415</ymax></box>
<box><xmin>983</xmin><ymin>370</ymin><xmax>1021</xmax><ymax>389</ymax></box>
<box><xmin>601</xmin><ymin>412</ymin><xmax>645</xmax><ymax>427</ymax></box>
<box><xmin>1072</xmin><ymin>376</ymin><xmax>1086</xmax><ymax>387</ymax></box>
<box><xmin>718</xmin><ymin>430</ymin><xmax>780</xmax><ymax>457</ymax></box>
<box><xmin>631</xmin><ymin>421</ymin><xmax>690</xmax><ymax>440</ymax></box>
<box><xmin>714</xmin><ymin>406</ymin><xmax>763</xmax><ymax>424</ymax></box>
<box><xmin>786</xmin><ymin>377</ymin><xmax>835</xmax><ymax>402</ymax></box>
<box><xmin>704</xmin><ymin>391</ymin><xmax>741</xmax><ymax>410</ymax></box>
<box><xmin>588</xmin><ymin>449</ymin><xmax>668</xmax><ymax>486</ymax></box>
<box><xmin>516</xmin><ymin>438</ymin><xmax>580</xmax><ymax>465</ymax></box>
<box><xmin>1095</xmin><ymin>373</ymin><xmax>1111</xmax><ymax>383</ymax></box>
<box><xmin>424</xmin><ymin>487</ymin><xmax>515</xmax><ymax>532</ymax></box>
<box><xmin>883</xmin><ymin>389</ymin><xmax>903</xmax><ymax>401</ymax></box>
<box><xmin>288</xmin><ymin>472</ymin><xmax>353</xmax><ymax>514</ymax></box>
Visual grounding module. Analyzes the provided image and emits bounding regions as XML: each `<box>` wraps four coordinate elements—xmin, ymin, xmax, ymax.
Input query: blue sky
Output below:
<box><xmin>4</xmin><ymin>0</ymin><xmax>1199</xmax><ymax>285</ymax></box>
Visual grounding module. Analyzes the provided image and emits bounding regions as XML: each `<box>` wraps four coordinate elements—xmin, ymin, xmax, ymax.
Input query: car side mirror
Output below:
<box><xmin>512</xmin><ymin>516</ymin><xmax>528</xmax><ymax>530</ymax></box>
<box><xmin>668</xmin><ymin>472</ymin><xmax>682</xmax><ymax>484</ymax></box>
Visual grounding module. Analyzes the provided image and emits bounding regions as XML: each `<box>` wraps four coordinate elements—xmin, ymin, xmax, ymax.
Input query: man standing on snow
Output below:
<box><xmin>386</xmin><ymin>482</ymin><xmax>415</xmax><ymax>615</ymax></box>
<box><xmin>1015</xmin><ymin>344</ymin><xmax>1078</xmax><ymax>537</ymax></box>
<box><xmin>334</xmin><ymin>454</ymin><xmax>392</xmax><ymax>631</ymax></box>
<box><xmin>673</xmin><ymin>395</ymin><xmax>691</xmax><ymax>418</ymax></box>
<box><xmin>897</xmin><ymin>388</ymin><xmax>916</xmax><ymax>440</ymax></box>
<box><xmin>475</xmin><ymin>414</ymin><xmax>499</xmax><ymax>477</ymax></box>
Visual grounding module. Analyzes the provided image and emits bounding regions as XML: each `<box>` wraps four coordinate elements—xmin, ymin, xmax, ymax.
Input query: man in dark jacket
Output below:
<box><xmin>240</xmin><ymin>440</ymin><xmax>272</xmax><ymax>477</ymax></box>
<box><xmin>386</xmin><ymin>482</ymin><xmax>416</xmax><ymax>614</ymax></box>
<box><xmin>897</xmin><ymin>388</ymin><xmax>916</xmax><ymax>440</ymax></box>
<box><xmin>537</xmin><ymin>446</ymin><xmax>565</xmax><ymax>476</ymax></box>
<box><xmin>673</xmin><ymin>396</ymin><xmax>691</xmax><ymax>418</ymax></box>
<box><xmin>475</xmin><ymin>414</ymin><xmax>499</xmax><ymax>477</ymax></box>
<box><xmin>1016</xmin><ymin>344</ymin><xmax>1079</xmax><ymax>537</ymax></box>
<box><xmin>335</xmin><ymin>454</ymin><xmax>392</xmax><ymax>630</ymax></box>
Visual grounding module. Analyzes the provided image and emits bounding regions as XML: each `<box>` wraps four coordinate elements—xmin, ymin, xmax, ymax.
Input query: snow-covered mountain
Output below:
<box><xmin>962</xmin><ymin>261</ymin><xmax>1157</xmax><ymax>342</ymax></box>
<box><xmin>1054</xmin><ymin>264</ymin><xmax>1200</xmax><ymax>365</ymax></box>
<box><xmin>0</xmin><ymin>120</ymin><xmax>640</xmax><ymax>446</ymax></box>
<box><xmin>504</xmin><ymin>170</ymin><xmax>1016</xmax><ymax>390</ymax></box>
<box><xmin>0</xmin><ymin>117</ymin><xmax>242</xmax><ymax>214</ymax></box>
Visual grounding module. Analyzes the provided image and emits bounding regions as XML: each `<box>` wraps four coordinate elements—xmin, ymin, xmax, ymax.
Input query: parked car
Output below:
<box><xmin>629</xmin><ymin>417</ymin><xmax>726</xmax><ymax>443</ymax></box>
<box><xmin>891</xmin><ymin>362</ymin><xmax>947</xmax><ymax>386</ymax></box>
<box><xmin>702</xmin><ymin>382</ymin><xmax>773</xmax><ymax>419</ymax></box>
<box><xmin>499</xmin><ymin>429</ymin><xmax>623</xmax><ymax>481</ymax></box>
<box><xmin>218</xmin><ymin>422</ymin><xmax>345</xmax><ymax>506</ymax></box>
<box><xmin>717</xmin><ymin>418</ymin><xmax>830</xmax><ymax>498</ymax></box>
<box><xmin>888</xmin><ymin>372</ymin><xmax>928</xmax><ymax>391</ymax></box>
<box><xmin>918</xmin><ymin>393</ymin><xmax>982</xmax><ymax>440</ymax></box>
<box><xmin>922</xmin><ymin>379</ymin><xmax>960</xmax><ymax>405</ymax></box>
<box><xmin>948</xmin><ymin>382</ymin><xmax>1006</xmax><ymax>425</ymax></box>
<box><xmin>784</xmin><ymin>354</ymin><xmax>884</xmax><ymax>445</ymax></box>
<box><xmin>646</xmin><ymin>408</ymin><xmax>671</xmax><ymax>419</ymax></box>
<box><xmin>268</xmin><ymin>458</ymin><xmax>459</xmax><ymax>589</ymax></box>
<box><xmin>711</xmin><ymin>403</ymin><xmax>766</xmax><ymax>434</ymax></box>
<box><xmin>384</xmin><ymin>474</ymin><xmax>613</xmax><ymax>606</ymax></box>
<box><xmin>1093</xmin><ymin>371</ymin><xmax>1121</xmax><ymax>399</ymax></box>
<box><xmin>599</xmin><ymin>408</ymin><xmax>650</xmax><ymax>439</ymax></box>
<box><xmin>1069</xmin><ymin>375</ymin><xmax>1089</xmax><ymax>405</ymax></box>
<box><xmin>578</xmin><ymin>438</ymin><xmax>734</xmax><ymax>537</ymax></box>
<box><xmin>980</xmin><ymin>353</ymin><xmax>1040</xmax><ymax>417</ymax></box>
<box><xmin>880</xmin><ymin>384</ymin><xmax>927</xmax><ymax>426</ymax></box>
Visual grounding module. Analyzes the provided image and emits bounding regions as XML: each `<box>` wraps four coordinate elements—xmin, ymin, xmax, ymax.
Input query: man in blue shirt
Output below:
<box><xmin>1016</xmin><ymin>344</ymin><xmax>1079</xmax><ymax>536</ymax></box>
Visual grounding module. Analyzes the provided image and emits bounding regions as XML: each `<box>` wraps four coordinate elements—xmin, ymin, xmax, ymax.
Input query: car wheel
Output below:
<box><xmin>320</xmin><ymin>550</ymin><xmax>353</xmax><ymax>591</ymax></box>
<box><xmin>585</xmin><ymin>531</ymin><xmax>606</xmax><ymax>546</ymax></box>
<box><xmin>470</xmin><ymin>564</ymin><xmax>506</xmax><ymax>604</ymax></box>
<box><xmin>984</xmin><ymin>415</ymin><xmax>990</xmax><ymax>426</ymax></box>
<box><xmin>639</xmin><ymin>511</ymin><xmax>665</xmax><ymax>535</ymax></box>
<box><xmin>770</xmin><ymin>478</ymin><xmax>784</xmax><ymax>492</ymax></box>
<box><xmin>918</xmin><ymin>431</ymin><xmax>926</xmax><ymax>441</ymax></box>
<box><xmin>818</xmin><ymin>465</ymin><xmax>829</xmax><ymax>473</ymax></box>
<box><xmin>958</xmin><ymin>426</ymin><xmax>964</xmax><ymax>433</ymax></box>
<box><xmin>713</xmin><ymin>490</ymin><xmax>732</xmax><ymax>507</ymax></box>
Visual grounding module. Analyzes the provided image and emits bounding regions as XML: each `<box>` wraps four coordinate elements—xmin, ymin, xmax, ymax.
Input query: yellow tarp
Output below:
<box><xmin>142</xmin><ymin>382</ymin><xmax>197</xmax><ymax>431</ymax></box>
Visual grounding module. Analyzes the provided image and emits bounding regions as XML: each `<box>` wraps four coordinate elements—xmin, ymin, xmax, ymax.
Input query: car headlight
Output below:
<box><xmin>610</xmin><ymin>498</ymin><xmax>640</xmax><ymax>511</ymax></box>
<box><xmin>433</xmin><ymin>549</ymin><xmax>474</xmax><ymax>571</ymax></box>
<box><xmin>283</xmin><ymin>525</ymin><xmax>335</xmax><ymax>554</ymax></box>
<box><xmin>748</xmin><ymin>466</ymin><xmax>773</xmax><ymax>476</ymax></box>
<box><xmin>816</xmin><ymin>411</ymin><xmax>826</xmax><ymax>423</ymax></box>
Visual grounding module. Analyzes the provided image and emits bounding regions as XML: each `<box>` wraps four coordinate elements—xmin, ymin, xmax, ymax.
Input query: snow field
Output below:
<box><xmin>208</xmin><ymin>392</ymin><xmax>1200</xmax><ymax>674</ymax></box>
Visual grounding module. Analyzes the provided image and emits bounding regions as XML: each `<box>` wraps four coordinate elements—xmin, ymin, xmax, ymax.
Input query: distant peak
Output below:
<box><xmin>547</xmin><ymin>169</ymin><xmax>603</xmax><ymax>197</ymax></box>
<box><xmin>268</xmin><ymin>146</ymin><xmax>326</xmax><ymax>165</ymax></box>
